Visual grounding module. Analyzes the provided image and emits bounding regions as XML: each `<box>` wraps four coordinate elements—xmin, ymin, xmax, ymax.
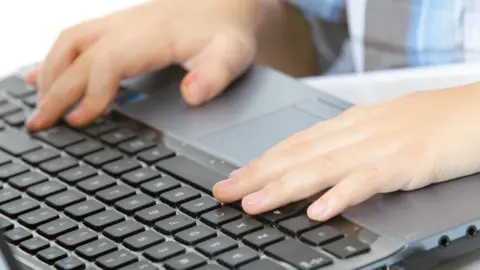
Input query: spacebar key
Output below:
<box><xmin>156</xmin><ymin>156</ymin><xmax>226</xmax><ymax>194</ymax></box>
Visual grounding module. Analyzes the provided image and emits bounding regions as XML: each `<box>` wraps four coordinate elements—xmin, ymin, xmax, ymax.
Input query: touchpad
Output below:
<box><xmin>198</xmin><ymin>106</ymin><xmax>321</xmax><ymax>165</ymax></box>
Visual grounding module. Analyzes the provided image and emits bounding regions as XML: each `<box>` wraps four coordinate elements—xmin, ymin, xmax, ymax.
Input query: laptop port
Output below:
<box><xmin>438</xmin><ymin>235</ymin><xmax>450</xmax><ymax>247</ymax></box>
<box><xmin>467</xmin><ymin>225</ymin><xmax>477</xmax><ymax>237</ymax></box>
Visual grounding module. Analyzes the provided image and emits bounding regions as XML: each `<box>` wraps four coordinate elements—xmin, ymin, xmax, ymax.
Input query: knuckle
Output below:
<box><xmin>360</xmin><ymin>164</ymin><xmax>383</xmax><ymax>185</ymax></box>
<box><xmin>316</xmin><ymin>153</ymin><xmax>335</xmax><ymax>170</ymax></box>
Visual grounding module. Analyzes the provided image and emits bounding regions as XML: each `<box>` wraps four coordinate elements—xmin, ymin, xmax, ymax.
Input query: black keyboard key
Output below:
<box><xmin>121</xmin><ymin>167</ymin><xmax>161</xmax><ymax>186</ymax></box>
<box><xmin>22</xmin><ymin>94</ymin><xmax>37</xmax><ymax>107</ymax></box>
<box><xmin>0</xmin><ymin>103</ymin><xmax>21</xmax><ymax>117</ymax></box>
<box><xmin>84</xmin><ymin>120</ymin><xmax>118</xmax><ymax>137</ymax></box>
<box><xmin>0</xmin><ymin>216</ymin><xmax>13</xmax><ymax>231</ymax></box>
<box><xmin>100</xmin><ymin>129</ymin><xmax>136</xmax><ymax>145</ymax></box>
<box><xmin>137</xmin><ymin>146</ymin><xmax>174</xmax><ymax>164</ymax></box>
<box><xmin>84</xmin><ymin>210</ymin><xmax>125</xmax><ymax>231</ymax></box>
<box><xmin>46</xmin><ymin>190</ymin><xmax>86</xmax><ymax>210</ymax></box>
<box><xmin>9</xmin><ymin>171</ymin><xmax>48</xmax><ymax>189</ymax></box>
<box><xmin>0</xmin><ymin>130</ymin><xmax>41</xmax><ymax>156</ymax></box>
<box><xmin>1</xmin><ymin>76</ymin><xmax>36</xmax><ymax>97</ymax></box>
<box><xmin>0</xmin><ymin>162</ymin><xmax>29</xmax><ymax>179</ymax></box>
<box><xmin>38</xmin><ymin>218</ymin><xmax>78</xmax><ymax>239</ymax></box>
<box><xmin>34</xmin><ymin>126</ymin><xmax>85</xmax><ymax>148</ymax></box>
<box><xmin>65</xmin><ymin>140</ymin><xmax>104</xmax><ymax>158</ymax></box>
<box><xmin>0</xmin><ymin>198</ymin><xmax>40</xmax><ymax>218</ymax></box>
<box><xmin>278</xmin><ymin>215</ymin><xmax>321</xmax><ymax>236</ymax></box>
<box><xmin>195</xmin><ymin>236</ymin><xmax>238</xmax><ymax>257</ymax></box>
<box><xmin>38</xmin><ymin>247</ymin><xmax>68</xmax><ymax>264</ymax></box>
<box><xmin>95</xmin><ymin>185</ymin><xmax>135</xmax><ymax>204</ymax></box>
<box><xmin>238</xmin><ymin>259</ymin><xmax>287</xmax><ymax>270</ymax></box>
<box><xmin>27</xmin><ymin>181</ymin><xmax>67</xmax><ymax>199</ymax></box>
<box><xmin>18</xmin><ymin>208</ymin><xmax>59</xmax><ymax>228</ymax></box>
<box><xmin>65</xmin><ymin>200</ymin><xmax>105</xmax><ymax>221</ymax></box>
<box><xmin>221</xmin><ymin>218</ymin><xmax>263</xmax><ymax>239</ymax></box>
<box><xmin>84</xmin><ymin>149</ymin><xmax>123</xmax><ymax>167</ymax></box>
<box><xmin>103</xmin><ymin>159</ymin><xmax>142</xmax><ymax>177</ymax></box>
<box><xmin>140</xmin><ymin>176</ymin><xmax>181</xmax><ymax>196</ymax></box>
<box><xmin>144</xmin><ymin>242</ymin><xmax>185</xmax><ymax>262</ymax></box>
<box><xmin>57</xmin><ymin>228</ymin><xmax>98</xmax><ymax>249</ymax></box>
<box><xmin>77</xmin><ymin>175</ymin><xmax>116</xmax><ymax>194</ymax></box>
<box><xmin>0</xmin><ymin>188</ymin><xmax>21</xmax><ymax>204</ymax></box>
<box><xmin>0</xmin><ymin>151</ymin><xmax>11</xmax><ymax>165</ymax></box>
<box><xmin>196</xmin><ymin>265</ymin><xmax>228</xmax><ymax>270</ymax></box>
<box><xmin>123</xmin><ymin>230</ymin><xmax>165</xmax><ymax>251</ymax></box>
<box><xmin>180</xmin><ymin>197</ymin><xmax>221</xmax><ymax>217</ymax></box>
<box><xmin>4</xmin><ymin>227</ymin><xmax>32</xmax><ymax>244</ymax></box>
<box><xmin>119</xmin><ymin>261</ymin><xmax>157</xmax><ymax>270</ymax></box>
<box><xmin>200</xmin><ymin>207</ymin><xmax>242</xmax><ymax>228</ymax></box>
<box><xmin>161</xmin><ymin>187</ymin><xmax>201</xmax><ymax>206</ymax></box>
<box><xmin>115</xmin><ymin>194</ymin><xmax>155</xmax><ymax>215</ymax></box>
<box><xmin>104</xmin><ymin>220</ymin><xmax>145</xmax><ymax>242</ymax></box>
<box><xmin>259</xmin><ymin>208</ymin><xmax>301</xmax><ymax>225</ymax></box>
<box><xmin>118</xmin><ymin>138</ymin><xmax>155</xmax><ymax>155</ymax></box>
<box><xmin>134</xmin><ymin>204</ymin><xmax>175</xmax><ymax>225</ymax></box>
<box><xmin>217</xmin><ymin>247</ymin><xmax>259</xmax><ymax>268</ymax></box>
<box><xmin>323</xmin><ymin>237</ymin><xmax>370</xmax><ymax>259</ymax></box>
<box><xmin>265</xmin><ymin>239</ymin><xmax>333</xmax><ymax>269</ymax></box>
<box><xmin>165</xmin><ymin>253</ymin><xmax>207</xmax><ymax>270</ymax></box>
<box><xmin>300</xmin><ymin>226</ymin><xmax>344</xmax><ymax>246</ymax></box>
<box><xmin>55</xmin><ymin>256</ymin><xmax>85</xmax><ymax>270</ymax></box>
<box><xmin>156</xmin><ymin>156</ymin><xmax>225</xmax><ymax>194</ymax></box>
<box><xmin>59</xmin><ymin>165</ymin><xmax>97</xmax><ymax>185</ymax></box>
<box><xmin>40</xmin><ymin>157</ymin><xmax>78</xmax><ymax>174</ymax></box>
<box><xmin>20</xmin><ymin>237</ymin><xmax>49</xmax><ymax>254</ymax></box>
<box><xmin>155</xmin><ymin>215</ymin><xmax>195</xmax><ymax>235</ymax></box>
<box><xmin>174</xmin><ymin>225</ymin><xmax>216</xmax><ymax>246</ymax></box>
<box><xmin>96</xmin><ymin>249</ymin><xmax>138</xmax><ymax>270</ymax></box>
<box><xmin>4</xmin><ymin>111</ymin><xmax>26</xmax><ymax>126</ymax></box>
<box><xmin>243</xmin><ymin>228</ymin><xmax>285</xmax><ymax>250</ymax></box>
<box><xmin>76</xmin><ymin>238</ymin><xmax>118</xmax><ymax>261</ymax></box>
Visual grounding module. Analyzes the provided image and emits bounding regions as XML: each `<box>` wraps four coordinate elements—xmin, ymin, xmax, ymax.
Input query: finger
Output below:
<box><xmin>38</xmin><ymin>19</ymin><xmax>105</xmax><ymax>96</ymax></box>
<box><xmin>307</xmin><ymin>149</ymin><xmax>416</xmax><ymax>221</ymax></box>
<box><xmin>25</xmin><ymin>68</ymin><xmax>39</xmax><ymax>85</ymax></box>
<box><xmin>67</xmin><ymin>29</ymin><xmax>176</xmax><ymax>126</ymax></box>
<box><xmin>241</xmin><ymin>136</ymin><xmax>399</xmax><ymax>215</ymax></box>
<box><xmin>181</xmin><ymin>31</ymin><xmax>255</xmax><ymax>106</ymax></box>
<box><xmin>213</xmin><ymin>122</ymin><xmax>372</xmax><ymax>203</ymax></box>
<box><xmin>26</xmin><ymin>52</ymin><xmax>92</xmax><ymax>130</ymax></box>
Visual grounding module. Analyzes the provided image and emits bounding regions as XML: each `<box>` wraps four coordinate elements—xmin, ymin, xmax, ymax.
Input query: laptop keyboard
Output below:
<box><xmin>0</xmin><ymin>75</ymin><xmax>372</xmax><ymax>270</ymax></box>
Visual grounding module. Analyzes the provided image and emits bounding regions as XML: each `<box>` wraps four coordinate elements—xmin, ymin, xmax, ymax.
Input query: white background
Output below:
<box><xmin>2</xmin><ymin>1</ymin><xmax>480</xmax><ymax>269</ymax></box>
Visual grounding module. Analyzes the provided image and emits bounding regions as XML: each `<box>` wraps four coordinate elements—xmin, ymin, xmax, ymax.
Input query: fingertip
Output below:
<box><xmin>181</xmin><ymin>70</ymin><xmax>210</xmax><ymax>106</ymax></box>
<box><xmin>25</xmin><ymin>70</ymin><xmax>38</xmax><ymax>85</ymax></box>
<box><xmin>66</xmin><ymin>104</ymin><xmax>96</xmax><ymax>127</ymax></box>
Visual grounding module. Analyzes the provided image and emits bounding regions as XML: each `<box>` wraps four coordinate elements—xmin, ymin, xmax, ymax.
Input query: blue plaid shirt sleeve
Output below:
<box><xmin>287</xmin><ymin>0</ymin><xmax>346</xmax><ymax>22</ymax></box>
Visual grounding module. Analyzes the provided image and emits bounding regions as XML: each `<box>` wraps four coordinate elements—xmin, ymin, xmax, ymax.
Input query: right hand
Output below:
<box><xmin>26</xmin><ymin>0</ymin><xmax>263</xmax><ymax>130</ymax></box>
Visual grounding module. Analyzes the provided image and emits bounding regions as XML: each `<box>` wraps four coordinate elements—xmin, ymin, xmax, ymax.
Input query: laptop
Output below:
<box><xmin>0</xmin><ymin>64</ymin><xmax>480</xmax><ymax>270</ymax></box>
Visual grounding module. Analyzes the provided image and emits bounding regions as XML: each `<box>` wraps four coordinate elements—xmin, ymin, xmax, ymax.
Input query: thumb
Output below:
<box><xmin>181</xmin><ymin>33</ymin><xmax>255</xmax><ymax>106</ymax></box>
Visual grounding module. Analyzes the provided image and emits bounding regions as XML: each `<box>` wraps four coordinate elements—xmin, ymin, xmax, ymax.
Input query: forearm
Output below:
<box><xmin>254</xmin><ymin>0</ymin><xmax>318</xmax><ymax>77</ymax></box>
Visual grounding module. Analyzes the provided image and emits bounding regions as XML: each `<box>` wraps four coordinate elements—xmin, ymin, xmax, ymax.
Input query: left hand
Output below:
<box><xmin>212</xmin><ymin>83</ymin><xmax>480</xmax><ymax>221</ymax></box>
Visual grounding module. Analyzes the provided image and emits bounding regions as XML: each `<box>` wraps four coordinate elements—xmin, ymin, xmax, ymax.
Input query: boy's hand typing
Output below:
<box><xmin>26</xmin><ymin>0</ymin><xmax>266</xmax><ymax>130</ymax></box>
<box><xmin>213</xmin><ymin>84</ymin><xmax>480</xmax><ymax>221</ymax></box>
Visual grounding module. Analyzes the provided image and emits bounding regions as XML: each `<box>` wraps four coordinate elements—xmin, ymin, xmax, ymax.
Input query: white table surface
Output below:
<box><xmin>2</xmin><ymin>1</ymin><xmax>480</xmax><ymax>269</ymax></box>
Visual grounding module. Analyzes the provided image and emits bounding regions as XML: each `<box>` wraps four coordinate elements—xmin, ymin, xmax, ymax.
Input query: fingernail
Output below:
<box><xmin>215</xmin><ymin>178</ymin><xmax>236</xmax><ymax>193</ymax></box>
<box><xmin>186</xmin><ymin>78</ymin><xmax>209</xmax><ymax>104</ymax></box>
<box><xmin>27</xmin><ymin>110</ymin><xmax>43</xmax><ymax>130</ymax></box>
<box><xmin>244</xmin><ymin>190</ymin><xmax>266</xmax><ymax>205</ymax></box>
<box><xmin>310</xmin><ymin>201</ymin><xmax>328</xmax><ymax>219</ymax></box>
<box><xmin>229</xmin><ymin>168</ymin><xmax>244</xmax><ymax>178</ymax></box>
